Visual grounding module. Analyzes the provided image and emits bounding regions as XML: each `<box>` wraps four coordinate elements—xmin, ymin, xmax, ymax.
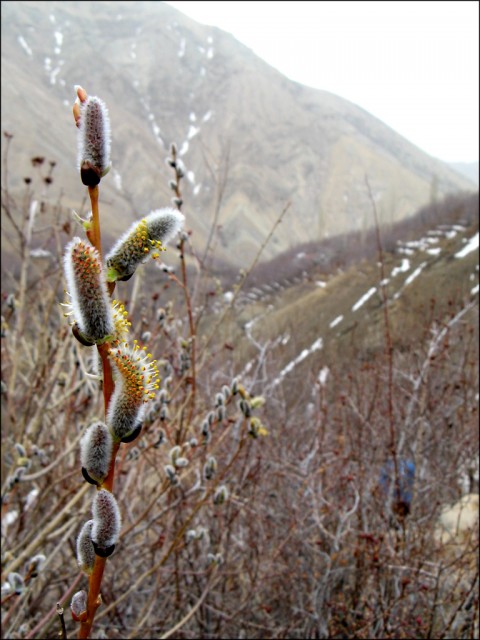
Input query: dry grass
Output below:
<box><xmin>1</xmin><ymin>142</ymin><xmax>479</xmax><ymax>638</ymax></box>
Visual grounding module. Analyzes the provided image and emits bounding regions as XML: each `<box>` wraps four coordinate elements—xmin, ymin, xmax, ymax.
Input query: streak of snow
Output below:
<box><xmin>54</xmin><ymin>31</ymin><xmax>63</xmax><ymax>47</ymax></box>
<box><xmin>316</xmin><ymin>280</ymin><xmax>326</xmax><ymax>288</ymax></box>
<box><xmin>203</xmin><ymin>110</ymin><xmax>213</xmax><ymax>122</ymax></box>
<box><xmin>318</xmin><ymin>366</ymin><xmax>329</xmax><ymax>386</ymax></box>
<box><xmin>404</xmin><ymin>262</ymin><xmax>427</xmax><ymax>286</ymax></box>
<box><xmin>426</xmin><ymin>247</ymin><xmax>442</xmax><ymax>256</ymax></box>
<box><xmin>4</xmin><ymin>511</ymin><xmax>18</xmax><ymax>527</ymax></box>
<box><xmin>329</xmin><ymin>315</ymin><xmax>343</xmax><ymax>328</ymax></box>
<box><xmin>30</xmin><ymin>248</ymin><xmax>53</xmax><ymax>259</ymax></box>
<box><xmin>25</xmin><ymin>487</ymin><xmax>39</xmax><ymax>509</ymax></box>
<box><xmin>50</xmin><ymin>67</ymin><xmax>60</xmax><ymax>85</ymax></box>
<box><xmin>455</xmin><ymin>232</ymin><xmax>479</xmax><ymax>259</ymax></box>
<box><xmin>18</xmin><ymin>35</ymin><xmax>32</xmax><ymax>56</ymax></box>
<box><xmin>471</xmin><ymin>284</ymin><xmax>479</xmax><ymax>296</ymax></box>
<box><xmin>189</xmin><ymin>112</ymin><xmax>196</xmax><ymax>122</ymax></box>
<box><xmin>207</xmin><ymin>47</ymin><xmax>214</xmax><ymax>59</ymax></box>
<box><xmin>269</xmin><ymin>337</ymin><xmax>323</xmax><ymax>389</ymax></box>
<box><xmin>397</xmin><ymin>247</ymin><xmax>415</xmax><ymax>256</ymax></box>
<box><xmin>281</xmin><ymin>334</ymin><xmax>290</xmax><ymax>346</ymax></box>
<box><xmin>187</xmin><ymin>171</ymin><xmax>195</xmax><ymax>184</ymax></box>
<box><xmin>391</xmin><ymin>259</ymin><xmax>410</xmax><ymax>277</ymax></box>
<box><xmin>49</xmin><ymin>14</ymin><xmax>56</xmax><ymax>23</ymax></box>
<box><xmin>179</xmin><ymin>141</ymin><xmax>189</xmax><ymax>156</ymax></box>
<box><xmin>113</xmin><ymin>170</ymin><xmax>122</xmax><ymax>191</ymax></box>
<box><xmin>193</xmin><ymin>184</ymin><xmax>201</xmax><ymax>196</ymax></box>
<box><xmin>188</xmin><ymin>125</ymin><xmax>200</xmax><ymax>139</ymax></box>
<box><xmin>444</xmin><ymin>230</ymin><xmax>458</xmax><ymax>239</ymax></box>
<box><xmin>200</xmin><ymin>67</ymin><xmax>206</xmax><ymax>77</ymax></box>
<box><xmin>352</xmin><ymin>287</ymin><xmax>376</xmax><ymax>312</ymax></box>
<box><xmin>178</xmin><ymin>38</ymin><xmax>186</xmax><ymax>57</ymax></box>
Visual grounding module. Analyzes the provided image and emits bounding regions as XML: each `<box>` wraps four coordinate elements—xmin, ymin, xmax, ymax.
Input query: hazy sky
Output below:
<box><xmin>165</xmin><ymin>0</ymin><xmax>479</xmax><ymax>164</ymax></box>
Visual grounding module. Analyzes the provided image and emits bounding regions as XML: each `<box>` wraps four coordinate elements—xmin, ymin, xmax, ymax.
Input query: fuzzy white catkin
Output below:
<box><xmin>105</xmin><ymin>208</ymin><xmax>184</xmax><ymax>282</ymax></box>
<box><xmin>80</xmin><ymin>422</ymin><xmax>113</xmax><ymax>483</ymax></box>
<box><xmin>106</xmin><ymin>342</ymin><xmax>159</xmax><ymax>441</ymax></box>
<box><xmin>77</xmin><ymin>96</ymin><xmax>111</xmax><ymax>184</ymax></box>
<box><xmin>76</xmin><ymin>520</ymin><xmax>96</xmax><ymax>574</ymax></box>
<box><xmin>91</xmin><ymin>490</ymin><xmax>121</xmax><ymax>548</ymax></box>
<box><xmin>8</xmin><ymin>572</ymin><xmax>24</xmax><ymax>595</ymax></box>
<box><xmin>63</xmin><ymin>237</ymin><xmax>114</xmax><ymax>342</ymax></box>
<box><xmin>213</xmin><ymin>485</ymin><xmax>229</xmax><ymax>505</ymax></box>
<box><xmin>70</xmin><ymin>590</ymin><xmax>88</xmax><ymax>618</ymax></box>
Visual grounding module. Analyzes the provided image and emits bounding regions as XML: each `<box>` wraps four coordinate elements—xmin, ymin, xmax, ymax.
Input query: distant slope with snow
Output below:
<box><xmin>1</xmin><ymin>0</ymin><xmax>476</xmax><ymax>268</ymax></box>
<box><xmin>206</xmin><ymin>197</ymin><xmax>479</xmax><ymax>403</ymax></box>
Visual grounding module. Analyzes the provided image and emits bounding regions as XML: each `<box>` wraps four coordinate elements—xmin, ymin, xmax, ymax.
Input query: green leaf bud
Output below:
<box><xmin>222</xmin><ymin>385</ymin><xmax>231</xmax><ymax>401</ymax></box>
<box><xmin>169</xmin><ymin>445</ymin><xmax>181</xmax><ymax>464</ymax></box>
<box><xmin>239</xmin><ymin>399</ymin><xmax>252</xmax><ymax>418</ymax></box>
<box><xmin>216</xmin><ymin>405</ymin><xmax>226</xmax><ymax>423</ymax></box>
<box><xmin>230</xmin><ymin>377</ymin><xmax>239</xmax><ymax>395</ymax></box>
<box><xmin>203</xmin><ymin>456</ymin><xmax>217</xmax><ymax>481</ymax></box>
<box><xmin>250</xmin><ymin>396</ymin><xmax>266</xmax><ymax>409</ymax></box>
<box><xmin>213</xmin><ymin>485</ymin><xmax>229</xmax><ymax>505</ymax></box>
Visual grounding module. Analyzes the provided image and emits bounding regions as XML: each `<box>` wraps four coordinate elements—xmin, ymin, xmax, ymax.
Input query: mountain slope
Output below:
<box><xmin>1</xmin><ymin>0</ymin><xmax>475</xmax><ymax>267</ymax></box>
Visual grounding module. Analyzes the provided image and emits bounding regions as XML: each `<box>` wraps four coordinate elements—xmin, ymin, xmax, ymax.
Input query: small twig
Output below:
<box><xmin>159</xmin><ymin>569</ymin><xmax>219</xmax><ymax>640</ymax></box>
<box><xmin>57</xmin><ymin>602</ymin><xmax>67</xmax><ymax>640</ymax></box>
<box><xmin>25</xmin><ymin>573</ymin><xmax>83</xmax><ymax>640</ymax></box>
<box><xmin>199</xmin><ymin>201</ymin><xmax>291</xmax><ymax>362</ymax></box>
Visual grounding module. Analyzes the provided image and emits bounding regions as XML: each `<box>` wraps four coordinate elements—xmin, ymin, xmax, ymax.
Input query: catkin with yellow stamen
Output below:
<box><xmin>105</xmin><ymin>208</ymin><xmax>184</xmax><ymax>282</ymax></box>
<box><xmin>107</xmin><ymin>342</ymin><xmax>160</xmax><ymax>441</ymax></box>
<box><xmin>63</xmin><ymin>237</ymin><xmax>114</xmax><ymax>343</ymax></box>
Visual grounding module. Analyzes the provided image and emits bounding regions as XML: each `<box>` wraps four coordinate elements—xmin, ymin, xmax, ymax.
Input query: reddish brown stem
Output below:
<box><xmin>88</xmin><ymin>186</ymin><xmax>102</xmax><ymax>258</ymax></box>
<box><xmin>77</xmin><ymin>185</ymin><xmax>118</xmax><ymax>639</ymax></box>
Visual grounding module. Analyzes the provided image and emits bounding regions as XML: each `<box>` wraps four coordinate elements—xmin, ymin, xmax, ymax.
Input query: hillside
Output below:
<box><xmin>192</xmin><ymin>192</ymin><xmax>479</xmax><ymax>404</ymax></box>
<box><xmin>1</xmin><ymin>173</ymin><xmax>478</xmax><ymax>638</ymax></box>
<box><xmin>1</xmin><ymin>0</ymin><xmax>475</xmax><ymax>268</ymax></box>
<box><xmin>449</xmin><ymin>161</ymin><xmax>479</xmax><ymax>186</ymax></box>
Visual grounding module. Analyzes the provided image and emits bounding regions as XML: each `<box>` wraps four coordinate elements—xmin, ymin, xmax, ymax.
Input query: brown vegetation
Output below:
<box><xmin>1</xmin><ymin>134</ymin><xmax>478</xmax><ymax>638</ymax></box>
